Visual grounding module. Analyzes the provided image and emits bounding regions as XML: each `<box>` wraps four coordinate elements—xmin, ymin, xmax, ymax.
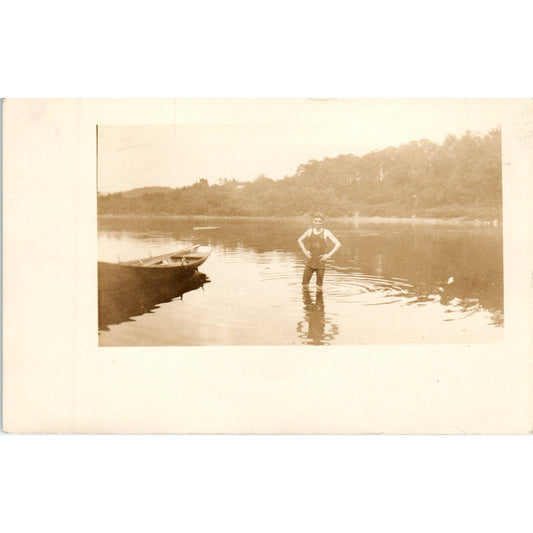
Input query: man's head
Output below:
<box><xmin>312</xmin><ymin>213</ymin><xmax>324</xmax><ymax>228</ymax></box>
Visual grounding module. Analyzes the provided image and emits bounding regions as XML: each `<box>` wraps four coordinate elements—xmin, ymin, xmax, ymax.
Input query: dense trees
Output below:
<box><xmin>98</xmin><ymin>128</ymin><xmax>502</xmax><ymax>219</ymax></box>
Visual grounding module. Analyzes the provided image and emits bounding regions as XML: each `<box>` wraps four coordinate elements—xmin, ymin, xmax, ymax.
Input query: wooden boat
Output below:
<box><xmin>98</xmin><ymin>244</ymin><xmax>212</xmax><ymax>293</ymax></box>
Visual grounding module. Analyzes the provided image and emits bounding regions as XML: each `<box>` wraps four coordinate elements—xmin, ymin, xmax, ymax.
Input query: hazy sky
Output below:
<box><xmin>97</xmin><ymin>99</ymin><xmax>507</xmax><ymax>193</ymax></box>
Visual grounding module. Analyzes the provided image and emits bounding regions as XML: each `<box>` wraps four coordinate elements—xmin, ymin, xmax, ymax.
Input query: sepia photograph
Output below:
<box><xmin>3</xmin><ymin>98</ymin><xmax>532</xmax><ymax>435</ymax></box>
<box><xmin>97</xmin><ymin>101</ymin><xmax>504</xmax><ymax>346</ymax></box>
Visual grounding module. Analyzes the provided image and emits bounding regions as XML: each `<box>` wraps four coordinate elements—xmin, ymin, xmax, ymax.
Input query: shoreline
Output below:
<box><xmin>97</xmin><ymin>213</ymin><xmax>501</xmax><ymax>227</ymax></box>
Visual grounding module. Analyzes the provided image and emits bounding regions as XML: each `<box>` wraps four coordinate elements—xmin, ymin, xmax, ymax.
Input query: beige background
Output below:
<box><xmin>3</xmin><ymin>98</ymin><xmax>532</xmax><ymax>433</ymax></box>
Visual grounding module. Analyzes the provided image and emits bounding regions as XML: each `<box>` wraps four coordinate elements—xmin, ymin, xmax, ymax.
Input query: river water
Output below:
<box><xmin>98</xmin><ymin>216</ymin><xmax>503</xmax><ymax>346</ymax></box>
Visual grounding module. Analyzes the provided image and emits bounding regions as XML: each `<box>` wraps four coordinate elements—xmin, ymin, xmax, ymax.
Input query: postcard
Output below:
<box><xmin>3</xmin><ymin>98</ymin><xmax>532</xmax><ymax>433</ymax></box>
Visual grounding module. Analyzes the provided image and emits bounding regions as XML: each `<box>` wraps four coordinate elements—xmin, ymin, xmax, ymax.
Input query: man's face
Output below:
<box><xmin>313</xmin><ymin>217</ymin><xmax>323</xmax><ymax>228</ymax></box>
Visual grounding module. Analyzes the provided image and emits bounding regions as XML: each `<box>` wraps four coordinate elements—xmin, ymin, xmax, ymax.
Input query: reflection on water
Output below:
<box><xmin>98</xmin><ymin>271</ymin><xmax>209</xmax><ymax>330</ymax></box>
<box><xmin>297</xmin><ymin>288</ymin><xmax>339</xmax><ymax>345</ymax></box>
<box><xmin>98</xmin><ymin>216</ymin><xmax>503</xmax><ymax>345</ymax></box>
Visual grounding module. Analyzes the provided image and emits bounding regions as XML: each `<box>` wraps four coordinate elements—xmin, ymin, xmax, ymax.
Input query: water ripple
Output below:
<box><xmin>319</xmin><ymin>271</ymin><xmax>414</xmax><ymax>305</ymax></box>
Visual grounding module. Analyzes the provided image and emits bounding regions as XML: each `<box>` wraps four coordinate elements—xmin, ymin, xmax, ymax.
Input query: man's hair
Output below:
<box><xmin>313</xmin><ymin>212</ymin><xmax>324</xmax><ymax>220</ymax></box>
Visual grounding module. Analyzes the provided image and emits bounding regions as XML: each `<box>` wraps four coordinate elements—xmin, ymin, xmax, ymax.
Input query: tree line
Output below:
<box><xmin>98</xmin><ymin>128</ymin><xmax>502</xmax><ymax>219</ymax></box>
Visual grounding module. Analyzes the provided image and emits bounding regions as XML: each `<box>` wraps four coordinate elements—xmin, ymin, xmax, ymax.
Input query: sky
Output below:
<box><xmin>97</xmin><ymin>99</ymin><xmax>507</xmax><ymax>193</ymax></box>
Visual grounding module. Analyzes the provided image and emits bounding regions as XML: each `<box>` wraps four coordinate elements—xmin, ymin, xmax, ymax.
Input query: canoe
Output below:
<box><xmin>98</xmin><ymin>244</ymin><xmax>211</xmax><ymax>293</ymax></box>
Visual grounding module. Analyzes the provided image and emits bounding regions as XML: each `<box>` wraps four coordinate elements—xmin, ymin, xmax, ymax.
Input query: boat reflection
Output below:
<box><xmin>296</xmin><ymin>287</ymin><xmax>339</xmax><ymax>345</ymax></box>
<box><xmin>98</xmin><ymin>271</ymin><xmax>209</xmax><ymax>331</ymax></box>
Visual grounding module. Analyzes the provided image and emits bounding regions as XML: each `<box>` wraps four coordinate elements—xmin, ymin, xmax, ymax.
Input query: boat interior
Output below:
<box><xmin>118</xmin><ymin>245</ymin><xmax>210</xmax><ymax>267</ymax></box>
<box><xmin>143</xmin><ymin>254</ymin><xmax>200</xmax><ymax>267</ymax></box>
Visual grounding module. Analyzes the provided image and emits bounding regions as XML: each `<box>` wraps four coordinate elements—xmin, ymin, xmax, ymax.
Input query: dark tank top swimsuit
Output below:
<box><xmin>307</xmin><ymin>229</ymin><xmax>327</xmax><ymax>269</ymax></box>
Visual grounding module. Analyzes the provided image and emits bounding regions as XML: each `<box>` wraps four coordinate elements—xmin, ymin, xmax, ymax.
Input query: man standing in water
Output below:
<box><xmin>298</xmin><ymin>213</ymin><xmax>341</xmax><ymax>289</ymax></box>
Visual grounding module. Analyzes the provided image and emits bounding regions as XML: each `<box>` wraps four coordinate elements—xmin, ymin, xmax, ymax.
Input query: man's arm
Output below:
<box><xmin>298</xmin><ymin>230</ymin><xmax>311</xmax><ymax>258</ymax></box>
<box><xmin>321</xmin><ymin>230</ymin><xmax>341</xmax><ymax>260</ymax></box>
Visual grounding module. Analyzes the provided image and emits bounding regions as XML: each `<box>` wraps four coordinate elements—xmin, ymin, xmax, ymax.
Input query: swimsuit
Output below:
<box><xmin>303</xmin><ymin>229</ymin><xmax>327</xmax><ymax>285</ymax></box>
<box><xmin>307</xmin><ymin>230</ymin><xmax>327</xmax><ymax>269</ymax></box>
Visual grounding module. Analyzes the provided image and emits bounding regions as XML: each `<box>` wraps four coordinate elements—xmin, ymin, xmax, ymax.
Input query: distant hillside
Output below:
<box><xmin>98</xmin><ymin>129</ymin><xmax>502</xmax><ymax>220</ymax></box>
<box><xmin>99</xmin><ymin>186</ymin><xmax>174</xmax><ymax>198</ymax></box>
